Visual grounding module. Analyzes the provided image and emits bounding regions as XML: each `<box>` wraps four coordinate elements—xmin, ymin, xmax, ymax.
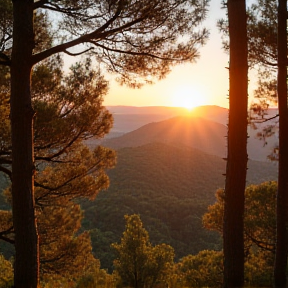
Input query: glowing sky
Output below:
<box><xmin>62</xmin><ymin>0</ymin><xmax>257</xmax><ymax>109</ymax></box>
<box><xmin>102</xmin><ymin>0</ymin><xmax>258</xmax><ymax>109</ymax></box>
<box><xmin>103</xmin><ymin>0</ymin><xmax>229</xmax><ymax>109</ymax></box>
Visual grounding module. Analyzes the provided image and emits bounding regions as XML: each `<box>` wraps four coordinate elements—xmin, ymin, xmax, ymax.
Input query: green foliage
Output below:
<box><xmin>83</xmin><ymin>143</ymin><xmax>224</xmax><ymax>270</ymax></box>
<box><xmin>203</xmin><ymin>181</ymin><xmax>276</xmax><ymax>286</ymax></box>
<box><xmin>245</xmin><ymin>181</ymin><xmax>276</xmax><ymax>252</ymax></box>
<box><xmin>112</xmin><ymin>214</ymin><xmax>174</xmax><ymax>288</ymax></box>
<box><xmin>0</xmin><ymin>55</ymin><xmax>116</xmax><ymax>280</ymax></box>
<box><xmin>247</xmin><ymin>0</ymin><xmax>277</xmax><ymax>68</ymax></box>
<box><xmin>178</xmin><ymin>250</ymin><xmax>223</xmax><ymax>288</ymax></box>
<box><xmin>89</xmin><ymin>229</ymin><xmax>118</xmax><ymax>271</ymax></box>
<box><xmin>0</xmin><ymin>254</ymin><xmax>13</xmax><ymax>288</ymax></box>
<box><xmin>245</xmin><ymin>250</ymin><xmax>274</xmax><ymax>287</ymax></box>
<box><xmin>0</xmin><ymin>174</ymin><xmax>9</xmax><ymax>210</ymax></box>
<box><xmin>218</xmin><ymin>0</ymin><xmax>277</xmax><ymax>68</ymax></box>
<box><xmin>75</xmin><ymin>259</ymin><xmax>116</xmax><ymax>288</ymax></box>
<box><xmin>203</xmin><ymin>181</ymin><xmax>276</xmax><ymax>253</ymax></box>
<box><xmin>83</xmin><ymin>142</ymin><xmax>276</xmax><ymax>271</ymax></box>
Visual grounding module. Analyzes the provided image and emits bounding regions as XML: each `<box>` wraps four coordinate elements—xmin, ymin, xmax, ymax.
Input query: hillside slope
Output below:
<box><xmin>82</xmin><ymin>142</ymin><xmax>277</xmax><ymax>270</ymax></box>
<box><xmin>103</xmin><ymin>105</ymin><xmax>278</xmax><ymax>161</ymax></box>
<box><xmin>103</xmin><ymin>116</ymin><xmax>227</xmax><ymax>158</ymax></box>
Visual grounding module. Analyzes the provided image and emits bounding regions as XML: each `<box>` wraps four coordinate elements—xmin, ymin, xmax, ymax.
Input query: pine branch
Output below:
<box><xmin>31</xmin><ymin>3</ymin><xmax>146</xmax><ymax>65</ymax></box>
<box><xmin>63</xmin><ymin>47</ymin><xmax>94</xmax><ymax>56</ymax></box>
<box><xmin>0</xmin><ymin>227</ymin><xmax>14</xmax><ymax>244</ymax></box>
<box><xmin>0</xmin><ymin>53</ymin><xmax>11</xmax><ymax>66</ymax></box>
<box><xmin>250</xmin><ymin>113</ymin><xmax>279</xmax><ymax>123</ymax></box>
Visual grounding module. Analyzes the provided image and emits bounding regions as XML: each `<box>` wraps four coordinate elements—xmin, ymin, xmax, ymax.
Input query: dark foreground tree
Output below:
<box><xmin>0</xmin><ymin>0</ymin><xmax>209</xmax><ymax>286</ymax></box>
<box><xmin>0</xmin><ymin>55</ymin><xmax>116</xmax><ymax>284</ymax></box>
<box><xmin>274</xmin><ymin>0</ymin><xmax>288</xmax><ymax>286</ymax></box>
<box><xmin>204</xmin><ymin>182</ymin><xmax>277</xmax><ymax>254</ymax></box>
<box><xmin>223</xmin><ymin>0</ymin><xmax>248</xmax><ymax>286</ymax></box>
<box><xmin>204</xmin><ymin>182</ymin><xmax>277</xmax><ymax>286</ymax></box>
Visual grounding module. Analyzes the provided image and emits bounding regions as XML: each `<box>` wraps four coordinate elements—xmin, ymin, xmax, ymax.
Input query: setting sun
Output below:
<box><xmin>171</xmin><ymin>85</ymin><xmax>207</xmax><ymax>110</ymax></box>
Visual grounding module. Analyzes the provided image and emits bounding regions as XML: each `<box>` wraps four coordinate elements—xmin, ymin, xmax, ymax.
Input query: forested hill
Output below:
<box><xmin>103</xmin><ymin>116</ymin><xmax>227</xmax><ymax>158</ymax></box>
<box><xmin>82</xmin><ymin>142</ymin><xmax>278</xmax><ymax>271</ymax></box>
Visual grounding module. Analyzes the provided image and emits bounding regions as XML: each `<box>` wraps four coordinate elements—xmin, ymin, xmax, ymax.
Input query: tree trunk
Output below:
<box><xmin>11</xmin><ymin>0</ymin><xmax>39</xmax><ymax>287</ymax></box>
<box><xmin>223</xmin><ymin>0</ymin><xmax>248</xmax><ymax>287</ymax></box>
<box><xmin>274</xmin><ymin>0</ymin><xmax>288</xmax><ymax>286</ymax></box>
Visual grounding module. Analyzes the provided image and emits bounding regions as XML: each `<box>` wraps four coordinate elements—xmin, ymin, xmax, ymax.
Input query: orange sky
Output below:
<box><xmin>63</xmin><ymin>0</ymin><xmax>257</xmax><ymax>110</ymax></box>
<box><xmin>103</xmin><ymin>0</ymin><xmax>258</xmax><ymax>110</ymax></box>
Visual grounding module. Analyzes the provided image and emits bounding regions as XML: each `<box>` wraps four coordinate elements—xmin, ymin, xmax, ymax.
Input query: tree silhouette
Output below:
<box><xmin>274</xmin><ymin>0</ymin><xmax>288</xmax><ymax>286</ymax></box>
<box><xmin>0</xmin><ymin>1</ymin><xmax>209</xmax><ymax>286</ymax></box>
<box><xmin>223</xmin><ymin>0</ymin><xmax>248</xmax><ymax>286</ymax></box>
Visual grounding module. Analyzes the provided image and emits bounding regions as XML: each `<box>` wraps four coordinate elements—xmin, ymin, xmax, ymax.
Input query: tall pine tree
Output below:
<box><xmin>274</xmin><ymin>0</ymin><xmax>288</xmax><ymax>286</ymax></box>
<box><xmin>223</xmin><ymin>0</ymin><xmax>248</xmax><ymax>286</ymax></box>
<box><xmin>0</xmin><ymin>1</ymin><xmax>209</xmax><ymax>286</ymax></box>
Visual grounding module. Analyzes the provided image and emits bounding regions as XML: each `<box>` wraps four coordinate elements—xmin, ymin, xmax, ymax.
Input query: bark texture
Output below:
<box><xmin>274</xmin><ymin>0</ymin><xmax>288</xmax><ymax>286</ymax></box>
<box><xmin>11</xmin><ymin>0</ymin><xmax>39</xmax><ymax>286</ymax></box>
<box><xmin>223</xmin><ymin>0</ymin><xmax>248</xmax><ymax>287</ymax></box>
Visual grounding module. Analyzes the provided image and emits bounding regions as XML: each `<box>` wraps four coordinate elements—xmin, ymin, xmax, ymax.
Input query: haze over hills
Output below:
<box><xmin>85</xmin><ymin>105</ymin><xmax>279</xmax><ymax>269</ymax></box>
<box><xmin>106</xmin><ymin>105</ymin><xmax>190</xmax><ymax>134</ymax></box>
<box><xmin>102</xmin><ymin>105</ymin><xmax>279</xmax><ymax>161</ymax></box>
<box><xmin>106</xmin><ymin>105</ymin><xmax>228</xmax><ymax>133</ymax></box>
<box><xmin>0</xmin><ymin>105</ymin><xmax>279</xmax><ymax>271</ymax></box>
<box><xmin>103</xmin><ymin>116</ymin><xmax>227</xmax><ymax>158</ymax></box>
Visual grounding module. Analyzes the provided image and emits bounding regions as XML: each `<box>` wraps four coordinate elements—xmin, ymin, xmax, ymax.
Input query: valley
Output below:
<box><xmin>82</xmin><ymin>105</ymin><xmax>278</xmax><ymax>270</ymax></box>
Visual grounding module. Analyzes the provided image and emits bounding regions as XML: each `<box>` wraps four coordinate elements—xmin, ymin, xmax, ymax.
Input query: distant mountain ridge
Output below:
<box><xmin>103</xmin><ymin>116</ymin><xmax>227</xmax><ymax>158</ymax></box>
<box><xmin>106</xmin><ymin>105</ymin><xmax>191</xmax><ymax>115</ymax></box>
<box><xmin>106</xmin><ymin>105</ymin><xmax>228</xmax><ymax>133</ymax></box>
<box><xmin>102</xmin><ymin>105</ymin><xmax>279</xmax><ymax>161</ymax></box>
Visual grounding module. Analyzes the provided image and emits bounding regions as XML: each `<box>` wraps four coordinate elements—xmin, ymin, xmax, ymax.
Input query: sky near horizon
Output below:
<box><xmin>101</xmin><ymin>0</ymin><xmax>254</xmax><ymax>110</ymax></box>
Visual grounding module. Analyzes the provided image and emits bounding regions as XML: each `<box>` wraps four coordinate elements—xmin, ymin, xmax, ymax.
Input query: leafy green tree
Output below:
<box><xmin>219</xmin><ymin>0</ymin><xmax>278</xmax><ymax>155</ymax></box>
<box><xmin>219</xmin><ymin>0</ymin><xmax>277</xmax><ymax>67</ymax></box>
<box><xmin>245</xmin><ymin>250</ymin><xmax>274</xmax><ymax>287</ymax></box>
<box><xmin>203</xmin><ymin>182</ymin><xmax>278</xmax><ymax>286</ymax></box>
<box><xmin>76</xmin><ymin>259</ymin><xmax>116</xmax><ymax>288</ymax></box>
<box><xmin>203</xmin><ymin>182</ymin><xmax>277</xmax><ymax>254</ymax></box>
<box><xmin>178</xmin><ymin>250</ymin><xmax>223</xmax><ymax>288</ymax></box>
<box><xmin>112</xmin><ymin>214</ymin><xmax>174</xmax><ymax>288</ymax></box>
<box><xmin>223</xmin><ymin>0</ymin><xmax>248</xmax><ymax>286</ymax></box>
<box><xmin>0</xmin><ymin>0</ymin><xmax>209</xmax><ymax>285</ymax></box>
<box><xmin>0</xmin><ymin>254</ymin><xmax>13</xmax><ymax>288</ymax></box>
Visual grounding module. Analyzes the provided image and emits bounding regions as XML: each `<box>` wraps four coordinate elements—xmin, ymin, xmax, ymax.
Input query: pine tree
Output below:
<box><xmin>223</xmin><ymin>1</ymin><xmax>248</xmax><ymax>286</ymax></box>
<box><xmin>273</xmin><ymin>0</ymin><xmax>288</xmax><ymax>286</ymax></box>
<box><xmin>112</xmin><ymin>214</ymin><xmax>174</xmax><ymax>288</ymax></box>
<box><xmin>0</xmin><ymin>56</ymin><xmax>116</xmax><ymax>282</ymax></box>
<box><xmin>0</xmin><ymin>1</ymin><xmax>209</xmax><ymax>285</ymax></box>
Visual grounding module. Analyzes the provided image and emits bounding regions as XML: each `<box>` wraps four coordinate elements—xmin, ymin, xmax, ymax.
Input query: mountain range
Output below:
<box><xmin>0</xmin><ymin>105</ymin><xmax>279</xmax><ymax>271</ymax></box>
<box><xmin>92</xmin><ymin>105</ymin><xmax>279</xmax><ymax>162</ymax></box>
<box><xmin>82</xmin><ymin>105</ymin><xmax>278</xmax><ymax>270</ymax></box>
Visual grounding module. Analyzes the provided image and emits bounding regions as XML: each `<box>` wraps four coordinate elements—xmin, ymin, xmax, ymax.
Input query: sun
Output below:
<box><xmin>171</xmin><ymin>85</ymin><xmax>207</xmax><ymax>110</ymax></box>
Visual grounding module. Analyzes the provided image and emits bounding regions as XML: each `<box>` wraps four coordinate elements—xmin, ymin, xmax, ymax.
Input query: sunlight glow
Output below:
<box><xmin>171</xmin><ymin>85</ymin><xmax>207</xmax><ymax>110</ymax></box>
